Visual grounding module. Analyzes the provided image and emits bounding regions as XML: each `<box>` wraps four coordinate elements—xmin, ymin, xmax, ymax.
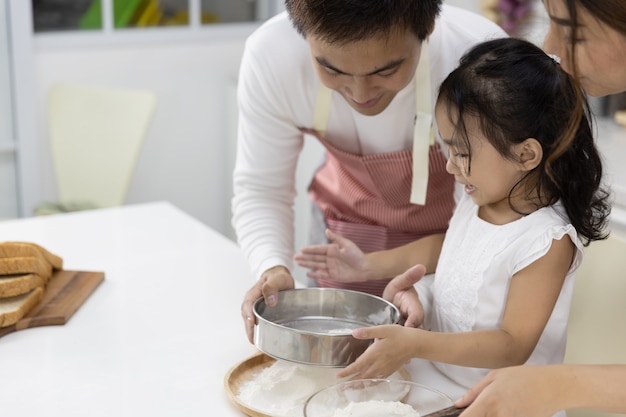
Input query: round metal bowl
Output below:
<box><xmin>253</xmin><ymin>288</ymin><xmax>400</xmax><ymax>367</ymax></box>
<box><xmin>303</xmin><ymin>379</ymin><xmax>453</xmax><ymax>417</ymax></box>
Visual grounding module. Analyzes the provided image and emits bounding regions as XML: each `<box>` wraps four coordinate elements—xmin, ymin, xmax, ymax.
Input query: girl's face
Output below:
<box><xmin>308</xmin><ymin>30</ymin><xmax>421</xmax><ymax>116</ymax></box>
<box><xmin>436</xmin><ymin>104</ymin><xmax>530</xmax><ymax>224</ymax></box>
<box><xmin>543</xmin><ymin>0</ymin><xmax>626</xmax><ymax>96</ymax></box>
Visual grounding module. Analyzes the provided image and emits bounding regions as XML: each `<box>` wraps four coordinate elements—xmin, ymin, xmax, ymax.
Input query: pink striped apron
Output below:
<box><xmin>305</xmin><ymin>45</ymin><xmax>455</xmax><ymax>296</ymax></box>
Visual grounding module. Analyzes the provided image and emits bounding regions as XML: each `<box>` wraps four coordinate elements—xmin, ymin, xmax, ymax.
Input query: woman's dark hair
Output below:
<box><xmin>284</xmin><ymin>0</ymin><xmax>442</xmax><ymax>44</ymax></box>
<box><xmin>437</xmin><ymin>37</ymin><xmax>610</xmax><ymax>245</ymax></box>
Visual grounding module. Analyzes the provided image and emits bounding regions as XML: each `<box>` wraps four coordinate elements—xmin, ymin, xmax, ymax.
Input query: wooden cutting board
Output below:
<box><xmin>0</xmin><ymin>270</ymin><xmax>104</xmax><ymax>337</ymax></box>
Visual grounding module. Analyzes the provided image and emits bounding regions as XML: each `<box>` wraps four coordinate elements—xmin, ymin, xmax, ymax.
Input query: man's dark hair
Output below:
<box><xmin>285</xmin><ymin>0</ymin><xmax>443</xmax><ymax>44</ymax></box>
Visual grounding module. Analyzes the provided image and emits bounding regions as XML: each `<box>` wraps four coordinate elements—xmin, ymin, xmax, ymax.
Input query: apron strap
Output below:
<box><xmin>313</xmin><ymin>83</ymin><xmax>333</xmax><ymax>136</ymax></box>
<box><xmin>411</xmin><ymin>41</ymin><xmax>433</xmax><ymax>206</ymax></box>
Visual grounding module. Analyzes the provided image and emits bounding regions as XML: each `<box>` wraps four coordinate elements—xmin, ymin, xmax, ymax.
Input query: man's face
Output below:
<box><xmin>308</xmin><ymin>30</ymin><xmax>422</xmax><ymax>116</ymax></box>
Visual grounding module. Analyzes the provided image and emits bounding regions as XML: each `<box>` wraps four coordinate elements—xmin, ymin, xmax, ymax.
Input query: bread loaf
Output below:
<box><xmin>0</xmin><ymin>287</ymin><xmax>44</xmax><ymax>327</ymax></box>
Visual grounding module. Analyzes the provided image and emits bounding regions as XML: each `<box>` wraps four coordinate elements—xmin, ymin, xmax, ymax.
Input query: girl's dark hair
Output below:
<box><xmin>437</xmin><ymin>37</ymin><xmax>610</xmax><ymax>245</ymax></box>
<box><xmin>285</xmin><ymin>0</ymin><xmax>442</xmax><ymax>44</ymax></box>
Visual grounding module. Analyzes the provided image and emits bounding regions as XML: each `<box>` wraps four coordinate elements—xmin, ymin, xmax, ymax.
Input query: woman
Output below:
<box><xmin>454</xmin><ymin>1</ymin><xmax>626</xmax><ymax>416</ymax></box>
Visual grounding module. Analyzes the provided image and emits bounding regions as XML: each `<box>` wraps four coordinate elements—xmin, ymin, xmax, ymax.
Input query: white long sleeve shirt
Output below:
<box><xmin>232</xmin><ymin>6</ymin><xmax>507</xmax><ymax>280</ymax></box>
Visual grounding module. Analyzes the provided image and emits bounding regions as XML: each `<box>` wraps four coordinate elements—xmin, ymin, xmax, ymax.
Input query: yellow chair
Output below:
<box><xmin>43</xmin><ymin>83</ymin><xmax>156</xmax><ymax>212</ymax></box>
<box><xmin>565</xmin><ymin>234</ymin><xmax>626</xmax><ymax>417</ymax></box>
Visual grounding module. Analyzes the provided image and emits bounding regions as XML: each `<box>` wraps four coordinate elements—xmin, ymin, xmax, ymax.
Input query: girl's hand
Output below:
<box><xmin>383</xmin><ymin>264</ymin><xmax>426</xmax><ymax>328</ymax></box>
<box><xmin>294</xmin><ymin>229</ymin><xmax>368</xmax><ymax>282</ymax></box>
<box><xmin>336</xmin><ymin>325</ymin><xmax>414</xmax><ymax>379</ymax></box>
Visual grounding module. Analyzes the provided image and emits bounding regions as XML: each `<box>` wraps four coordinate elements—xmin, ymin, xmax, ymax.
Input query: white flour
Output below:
<box><xmin>237</xmin><ymin>360</ymin><xmax>346</xmax><ymax>417</ymax></box>
<box><xmin>367</xmin><ymin>308</ymin><xmax>392</xmax><ymax>325</ymax></box>
<box><xmin>332</xmin><ymin>400</ymin><xmax>420</xmax><ymax>417</ymax></box>
<box><xmin>237</xmin><ymin>360</ymin><xmax>404</xmax><ymax>417</ymax></box>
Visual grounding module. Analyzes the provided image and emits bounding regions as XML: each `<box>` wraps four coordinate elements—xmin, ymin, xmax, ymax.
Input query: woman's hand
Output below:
<box><xmin>294</xmin><ymin>229</ymin><xmax>368</xmax><ymax>282</ymax></box>
<box><xmin>383</xmin><ymin>264</ymin><xmax>426</xmax><ymax>328</ymax></box>
<box><xmin>455</xmin><ymin>365</ymin><xmax>564</xmax><ymax>417</ymax></box>
<box><xmin>240</xmin><ymin>265</ymin><xmax>294</xmax><ymax>343</ymax></box>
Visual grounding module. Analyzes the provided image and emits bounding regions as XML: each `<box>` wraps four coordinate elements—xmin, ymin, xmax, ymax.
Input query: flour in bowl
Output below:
<box><xmin>332</xmin><ymin>400</ymin><xmax>420</xmax><ymax>417</ymax></box>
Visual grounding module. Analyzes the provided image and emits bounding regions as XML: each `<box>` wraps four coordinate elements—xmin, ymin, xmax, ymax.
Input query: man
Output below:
<box><xmin>233</xmin><ymin>0</ymin><xmax>506</xmax><ymax>342</ymax></box>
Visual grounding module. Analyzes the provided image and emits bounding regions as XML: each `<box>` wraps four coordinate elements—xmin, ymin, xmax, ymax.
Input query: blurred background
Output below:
<box><xmin>1</xmin><ymin>0</ymin><xmax>624</xmax><ymax>251</ymax></box>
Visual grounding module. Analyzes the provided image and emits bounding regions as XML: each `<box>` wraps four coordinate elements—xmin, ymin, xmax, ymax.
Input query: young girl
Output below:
<box><xmin>295</xmin><ymin>37</ymin><xmax>610</xmax><ymax>398</ymax></box>
<box><xmin>456</xmin><ymin>1</ymin><xmax>626</xmax><ymax>415</ymax></box>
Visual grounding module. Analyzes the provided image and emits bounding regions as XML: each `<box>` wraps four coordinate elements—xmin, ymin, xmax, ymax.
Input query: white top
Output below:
<box><xmin>232</xmin><ymin>6</ymin><xmax>507</xmax><ymax>280</ymax></box>
<box><xmin>427</xmin><ymin>194</ymin><xmax>584</xmax><ymax>389</ymax></box>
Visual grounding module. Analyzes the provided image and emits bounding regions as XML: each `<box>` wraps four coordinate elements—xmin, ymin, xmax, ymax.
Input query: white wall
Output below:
<box><xmin>34</xmin><ymin>29</ymin><xmax>253</xmax><ymax>240</ymax></box>
<box><xmin>30</xmin><ymin>2</ymin><xmax>286</xmax><ymax>243</ymax></box>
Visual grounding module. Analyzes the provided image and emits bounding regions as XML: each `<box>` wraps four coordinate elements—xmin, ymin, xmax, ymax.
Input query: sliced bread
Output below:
<box><xmin>0</xmin><ymin>273</ymin><xmax>46</xmax><ymax>298</ymax></box>
<box><xmin>0</xmin><ymin>287</ymin><xmax>44</xmax><ymax>327</ymax></box>
<box><xmin>0</xmin><ymin>243</ymin><xmax>63</xmax><ymax>328</ymax></box>
<box><xmin>0</xmin><ymin>242</ymin><xmax>63</xmax><ymax>270</ymax></box>
<box><xmin>0</xmin><ymin>256</ymin><xmax>53</xmax><ymax>282</ymax></box>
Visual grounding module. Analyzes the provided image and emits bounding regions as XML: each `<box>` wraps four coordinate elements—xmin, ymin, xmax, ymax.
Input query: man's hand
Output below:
<box><xmin>241</xmin><ymin>265</ymin><xmax>294</xmax><ymax>343</ymax></box>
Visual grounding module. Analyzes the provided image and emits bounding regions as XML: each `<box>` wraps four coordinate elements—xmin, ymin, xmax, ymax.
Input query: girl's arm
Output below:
<box><xmin>337</xmin><ymin>236</ymin><xmax>575</xmax><ymax>378</ymax></box>
<box><xmin>294</xmin><ymin>229</ymin><xmax>444</xmax><ymax>282</ymax></box>
<box><xmin>456</xmin><ymin>364</ymin><xmax>626</xmax><ymax>417</ymax></box>
<box><xmin>366</xmin><ymin>232</ymin><xmax>445</xmax><ymax>276</ymax></box>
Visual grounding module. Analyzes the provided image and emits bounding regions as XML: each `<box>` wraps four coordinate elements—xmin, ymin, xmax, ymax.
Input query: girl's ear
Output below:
<box><xmin>517</xmin><ymin>138</ymin><xmax>543</xmax><ymax>171</ymax></box>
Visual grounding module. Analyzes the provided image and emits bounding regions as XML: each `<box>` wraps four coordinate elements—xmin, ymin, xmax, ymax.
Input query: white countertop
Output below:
<box><xmin>0</xmin><ymin>202</ymin><xmax>258</xmax><ymax>416</ymax></box>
